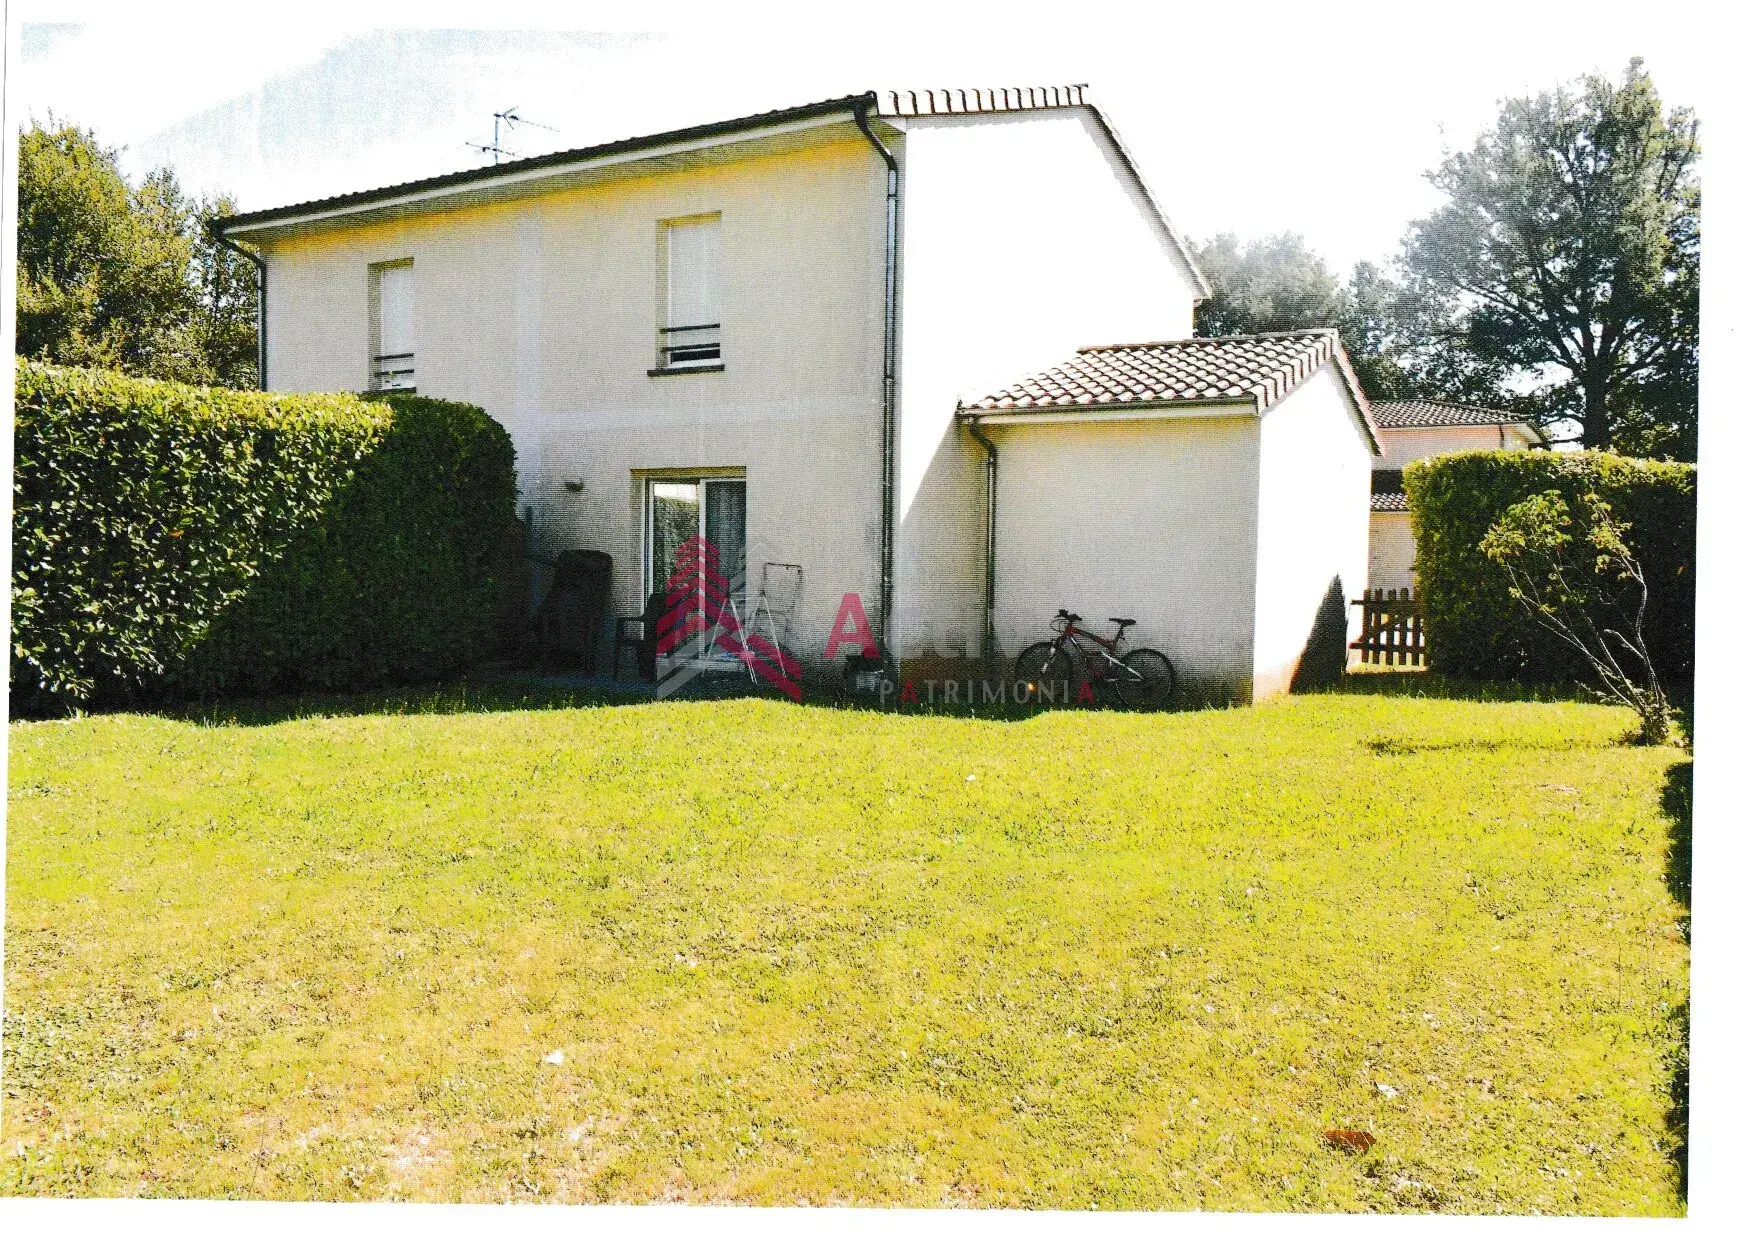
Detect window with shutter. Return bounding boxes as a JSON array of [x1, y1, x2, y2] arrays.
[[657, 216, 721, 370], [371, 261, 415, 390]]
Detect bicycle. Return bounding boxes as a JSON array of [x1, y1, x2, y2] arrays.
[[1014, 610, 1177, 709]]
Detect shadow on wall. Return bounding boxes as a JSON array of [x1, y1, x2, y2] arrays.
[[1290, 576, 1350, 693]]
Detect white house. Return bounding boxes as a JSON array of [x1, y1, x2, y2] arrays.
[[960, 330, 1378, 701], [215, 85, 1379, 704], [1366, 401, 1546, 593]]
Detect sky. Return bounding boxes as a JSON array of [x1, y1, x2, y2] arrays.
[[5, 0, 1727, 277]]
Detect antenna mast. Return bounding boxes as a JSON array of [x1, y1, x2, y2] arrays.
[[465, 105, 557, 165]]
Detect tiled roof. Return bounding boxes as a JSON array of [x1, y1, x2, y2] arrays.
[[218, 81, 1209, 300], [1372, 399, 1526, 429], [220, 93, 880, 233], [218, 85, 1185, 242], [1371, 491, 1409, 513], [879, 85, 1088, 116], [965, 328, 1374, 423]]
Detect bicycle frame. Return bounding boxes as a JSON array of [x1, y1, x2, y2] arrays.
[[1053, 618, 1133, 681], [1020, 610, 1173, 708]]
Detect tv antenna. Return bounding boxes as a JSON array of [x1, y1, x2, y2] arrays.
[[466, 105, 557, 165]]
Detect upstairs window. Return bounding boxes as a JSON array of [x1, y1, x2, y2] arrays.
[[370, 260, 415, 391], [657, 215, 721, 370]]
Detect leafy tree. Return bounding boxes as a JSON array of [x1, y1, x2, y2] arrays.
[[17, 120, 188, 375], [1334, 260, 1414, 402], [191, 194, 264, 389], [1342, 258, 1522, 410], [15, 118, 257, 387], [1193, 233, 1349, 337], [1193, 234, 1430, 404], [1401, 59, 1698, 456], [1481, 489, 1672, 743]]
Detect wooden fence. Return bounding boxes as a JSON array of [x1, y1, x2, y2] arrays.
[[1351, 589, 1425, 668]]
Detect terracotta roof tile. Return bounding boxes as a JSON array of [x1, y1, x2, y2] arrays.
[[878, 85, 1088, 116], [1372, 399, 1526, 429], [1370, 491, 1410, 513], [967, 329, 1371, 421]]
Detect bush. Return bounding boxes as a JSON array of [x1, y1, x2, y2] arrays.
[[1405, 450, 1695, 692], [11, 362, 516, 711]]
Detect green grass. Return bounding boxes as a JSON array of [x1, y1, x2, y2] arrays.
[[3, 689, 1689, 1211]]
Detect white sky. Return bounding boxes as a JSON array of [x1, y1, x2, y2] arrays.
[[4, 0, 1728, 276]]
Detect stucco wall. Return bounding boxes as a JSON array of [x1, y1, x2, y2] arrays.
[[1251, 366, 1375, 698], [1376, 423, 1532, 468], [890, 108, 1204, 661], [985, 412, 1261, 704], [259, 130, 888, 671], [1368, 511, 1417, 592]]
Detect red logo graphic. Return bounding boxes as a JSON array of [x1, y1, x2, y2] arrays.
[[824, 592, 878, 660], [656, 536, 801, 701]]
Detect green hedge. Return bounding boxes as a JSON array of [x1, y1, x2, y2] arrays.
[[11, 362, 517, 711], [1404, 450, 1695, 691]]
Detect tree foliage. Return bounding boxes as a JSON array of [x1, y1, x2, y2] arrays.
[[1193, 235, 1424, 404], [1481, 490, 1672, 743], [1400, 59, 1699, 457], [1193, 62, 1698, 460], [15, 119, 258, 388], [1193, 233, 1350, 337]]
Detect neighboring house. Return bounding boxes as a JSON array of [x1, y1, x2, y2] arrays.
[[1367, 400, 1547, 592], [216, 85, 1377, 703]]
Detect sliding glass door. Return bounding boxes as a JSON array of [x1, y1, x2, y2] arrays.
[[647, 476, 746, 660]]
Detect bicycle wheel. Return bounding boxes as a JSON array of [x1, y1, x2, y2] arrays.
[[1114, 648, 1176, 709], [1014, 641, 1075, 699]]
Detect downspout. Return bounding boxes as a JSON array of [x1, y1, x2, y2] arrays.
[[853, 101, 899, 653], [208, 222, 267, 391], [964, 411, 998, 665]]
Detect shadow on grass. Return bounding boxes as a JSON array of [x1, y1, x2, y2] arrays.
[[1323, 671, 1600, 704], [28, 664, 1659, 733], [1664, 760, 1693, 910], [158, 674, 718, 728], [47, 665, 1244, 730], [1661, 758, 1692, 1203], [1361, 734, 1608, 757]]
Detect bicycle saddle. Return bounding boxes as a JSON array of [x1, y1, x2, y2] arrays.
[[1109, 617, 1137, 628]]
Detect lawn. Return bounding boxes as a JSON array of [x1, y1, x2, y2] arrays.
[[2, 686, 1689, 1211]]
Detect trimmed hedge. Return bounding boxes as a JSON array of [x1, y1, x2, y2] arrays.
[[11, 362, 516, 711], [1404, 450, 1696, 691]]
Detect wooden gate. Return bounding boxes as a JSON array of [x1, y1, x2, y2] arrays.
[[1351, 589, 1425, 668]]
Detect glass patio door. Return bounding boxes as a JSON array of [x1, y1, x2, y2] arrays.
[[648, 477, 746, 660]]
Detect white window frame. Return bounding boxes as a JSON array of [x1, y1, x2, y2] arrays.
[[654, 214, 722, 372], [369, 259, 416, 391]]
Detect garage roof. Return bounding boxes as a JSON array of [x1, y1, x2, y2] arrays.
[[962, 329, 1379, 450]]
